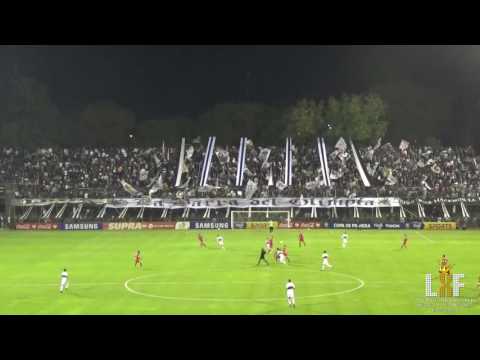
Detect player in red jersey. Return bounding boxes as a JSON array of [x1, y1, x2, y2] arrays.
[[266, 236, 273, 254], [198, 233, 207, 248], [299, 231, 306, 247], [134, 250, 143, 268]]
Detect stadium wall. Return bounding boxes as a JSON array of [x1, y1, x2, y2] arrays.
[[12, 220, 465, 230]]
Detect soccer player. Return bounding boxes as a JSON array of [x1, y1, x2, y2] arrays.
[[216, 234, 225, 249], [439, 254, 448, 269], [198, 233, 207, 248], [269, 220, 274, 233], [299, 231, 306, 247], [321, 250, 333, 271], [278, 248, 287, 264], [341, 232, 348, 248], [275, 247, 283, 263], [266, 236, 273, 254], [283, 244, 290, 263], [134, 250, 143, 268], [286, 279, 296, 308], [400, 234, 408, 249], [257, 247, 269, 266], [59, 268, 69, 294]]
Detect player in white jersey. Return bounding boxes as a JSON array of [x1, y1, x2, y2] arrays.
[[59, 268, 69, 293], [216, 234, 225, 249], [341, 232, 348, 248], [286, 279, 296, 308], [321, 250, 333, 271]]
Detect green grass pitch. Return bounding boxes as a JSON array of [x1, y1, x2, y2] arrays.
[[1, 229, 479, 315]]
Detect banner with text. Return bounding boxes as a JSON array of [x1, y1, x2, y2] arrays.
[[60, 223, 103, 231], [13, 197, 401, 209], [190, 220, 231, 230], [16, 223, 59, 230], [423, 222, 457, 230], [246, 221, 278, 230], [325, 222, 425, 230], [104, 222, 176, 231]]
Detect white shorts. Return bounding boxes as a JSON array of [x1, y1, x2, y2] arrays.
[[218, 240, 224, 246], [60, 278, 69, 290], [287, 290, 295, 298], [322, 259, 329, 265]]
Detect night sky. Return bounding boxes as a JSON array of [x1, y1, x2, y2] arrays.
[[2, 45, 480, 122]]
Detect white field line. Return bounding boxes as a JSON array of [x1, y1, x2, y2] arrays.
[[1, 280, 412, 287], [416, 231, 435, 243], [123, 272, 366, 302]]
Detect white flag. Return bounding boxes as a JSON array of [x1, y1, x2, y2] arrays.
[[185, 146, 194, 160], [258, 148, 271, 169], [335, 137, 348, 152], [215, 148, 230, 164], [148, 175, 163, 196], [120, 180, 140, 196], [153, 154, 161, 167], [139, 168, 149, 182], [399, 139, 410, 151], [276, 180, 287, 191], [245, 179, 258, 199], [268, 167, 274, 186]]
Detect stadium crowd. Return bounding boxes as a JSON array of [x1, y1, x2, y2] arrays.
[[0, 138, 480, 201]]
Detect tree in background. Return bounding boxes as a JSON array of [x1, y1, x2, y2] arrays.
[[326, 93, 388, 144], [284, 99, 324, 141]]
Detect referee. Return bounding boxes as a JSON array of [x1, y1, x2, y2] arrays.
[[257, 247, 269, 266], [269, 220, 274, 233]]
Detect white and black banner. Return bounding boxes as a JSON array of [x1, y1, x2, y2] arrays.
[[102, 197, 401, 209], [236, 137, 247, 186], [175, 137, 186, 187], [317, 137, 331, 187], [285, 137, 293, 186], [350, 140, 371, 187], [199, 136, 216, 186], [12, 197, 400, 209]]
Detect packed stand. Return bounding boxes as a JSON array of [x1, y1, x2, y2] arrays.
[[1, 138, 480, 200]]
